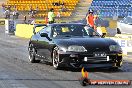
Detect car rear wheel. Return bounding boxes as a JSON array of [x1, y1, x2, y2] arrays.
[[28, 44, 40, 63], [52, 47, 60, 69]]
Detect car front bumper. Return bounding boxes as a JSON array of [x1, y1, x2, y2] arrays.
[[58, 51, 122, 68]]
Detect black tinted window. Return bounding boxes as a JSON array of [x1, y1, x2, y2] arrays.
[[39, 26, 51, 37], [52, 24, 99, 38]]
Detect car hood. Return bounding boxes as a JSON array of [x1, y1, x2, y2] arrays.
[[53, 37, 117, 52]]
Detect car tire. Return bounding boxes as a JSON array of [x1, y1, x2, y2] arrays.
[[28, 44, 40, 63], [52, 47, 60, 70], [117, 28, 121, 34]]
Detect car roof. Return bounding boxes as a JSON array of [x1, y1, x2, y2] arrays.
[[34, 23, 87, 28], [47, 23, 86, 26], [34, 24, 47, 28]]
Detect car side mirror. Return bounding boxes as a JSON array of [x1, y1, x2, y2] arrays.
[[40, 33, 52, 41], [40, 33, 48, 37]]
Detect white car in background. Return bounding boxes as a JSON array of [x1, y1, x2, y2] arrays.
[[117, 16, 132, 34]]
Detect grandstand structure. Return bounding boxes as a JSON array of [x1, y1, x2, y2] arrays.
[[5, 0, 79, 18], [3, 0, 131, 21], [89, 0, 132, 18]]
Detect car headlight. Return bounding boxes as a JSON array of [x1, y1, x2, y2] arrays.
[[109, 45, 122, 52], [68, 45, 87, 52]]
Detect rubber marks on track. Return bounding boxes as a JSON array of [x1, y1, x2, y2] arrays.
[[0, 73, 29, 88]]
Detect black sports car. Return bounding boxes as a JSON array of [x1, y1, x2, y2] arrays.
[[28, 23, 123, 69]]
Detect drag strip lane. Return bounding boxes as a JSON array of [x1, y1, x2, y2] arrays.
[[0, 39, 131, 88], [0, 26, 132, 88]]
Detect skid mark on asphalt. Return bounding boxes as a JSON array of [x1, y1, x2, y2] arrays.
[[0, 65, 29, 88], [0, 33, 29, 47], [0, 75, 29, 88], [0, 52, 70, 88]]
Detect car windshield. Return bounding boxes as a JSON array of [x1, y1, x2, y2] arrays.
[[52, 24, 100, 38]]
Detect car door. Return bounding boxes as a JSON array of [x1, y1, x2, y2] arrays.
[[36, 26, 53, 62], [31, 25, 47, 49]]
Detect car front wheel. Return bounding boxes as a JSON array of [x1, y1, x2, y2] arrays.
[[52, 47, 60, 69], [28, 44, 40, 63]]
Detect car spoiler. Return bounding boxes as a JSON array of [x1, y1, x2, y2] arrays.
[[33, 24, 47, 34], [34, 24, 47, 28]]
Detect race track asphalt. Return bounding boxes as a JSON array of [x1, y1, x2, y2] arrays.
[[0, 26, 132, 88]]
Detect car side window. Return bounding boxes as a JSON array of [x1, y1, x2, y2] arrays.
[[39, 26, 51, 37], [39, 27, 47, 34]]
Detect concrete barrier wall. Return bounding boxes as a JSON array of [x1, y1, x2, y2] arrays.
[[15, 24, 43, 38]]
